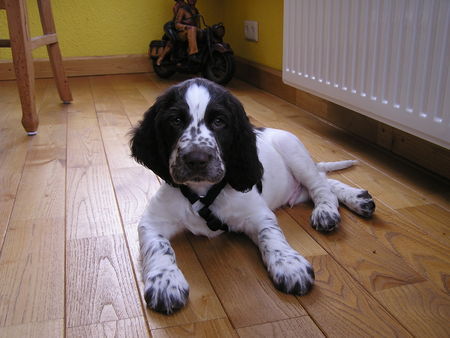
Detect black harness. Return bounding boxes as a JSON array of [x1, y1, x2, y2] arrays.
[[179, 179, 263, 233], [179, 180, 229, 232]]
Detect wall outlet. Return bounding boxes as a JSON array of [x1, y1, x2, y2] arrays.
[[244, 20, 258, 42]]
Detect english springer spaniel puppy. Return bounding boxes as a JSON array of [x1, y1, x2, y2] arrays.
[[130, 78, 375, 314]]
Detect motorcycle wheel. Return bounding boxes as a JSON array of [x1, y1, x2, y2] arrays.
[[152, 59, 176, 79], [203, 52, 235, 85]]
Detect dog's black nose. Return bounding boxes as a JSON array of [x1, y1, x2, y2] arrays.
[[183, 151, 211, 170]]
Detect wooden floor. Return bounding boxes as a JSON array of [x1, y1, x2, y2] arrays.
[[0, 73, 449, 337]]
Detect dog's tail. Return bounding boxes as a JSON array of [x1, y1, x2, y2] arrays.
[[316, 160, 358, 172]]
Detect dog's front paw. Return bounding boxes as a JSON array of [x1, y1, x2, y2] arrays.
[[268, 251, 315, 296], [144, 267, 189, 314], [311, 202, 340, 232]]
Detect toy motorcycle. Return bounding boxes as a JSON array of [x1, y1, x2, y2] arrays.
[[149, 16, 235, 85]]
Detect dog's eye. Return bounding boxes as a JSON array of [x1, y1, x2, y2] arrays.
[[169, 117, 183, 128], [212, 117, 226, 129]]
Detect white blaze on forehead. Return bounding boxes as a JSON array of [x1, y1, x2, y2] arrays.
[[185, 84, 210, 122]]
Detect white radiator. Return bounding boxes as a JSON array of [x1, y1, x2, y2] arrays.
[[283, 0, 450, 149]]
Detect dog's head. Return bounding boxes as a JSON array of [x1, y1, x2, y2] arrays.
[[130, 78, 263, 192]]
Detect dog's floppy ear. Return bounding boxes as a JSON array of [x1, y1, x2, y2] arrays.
[[225, 94, 263, 192], [130, 98, 174, 185]]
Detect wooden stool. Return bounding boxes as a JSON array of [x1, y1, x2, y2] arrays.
[[0, 0, 72, 135]]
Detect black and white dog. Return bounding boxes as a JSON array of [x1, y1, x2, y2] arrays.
[[130, 78, 375, 314]]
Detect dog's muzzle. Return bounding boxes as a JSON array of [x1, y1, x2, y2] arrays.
[[170, 146, 225, 184]]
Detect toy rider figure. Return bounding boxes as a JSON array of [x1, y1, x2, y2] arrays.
[[156, 0, 186, 66], [175, 0, 201, 63], [172, 0, 185, 16]]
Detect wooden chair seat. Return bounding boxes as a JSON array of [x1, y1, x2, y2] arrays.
[[0, 0, 72, 135]]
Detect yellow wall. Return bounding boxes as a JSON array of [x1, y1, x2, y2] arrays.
[[1, 0, 172, 59], [1, 0, 282, 70], [221, 0, 283, 70]]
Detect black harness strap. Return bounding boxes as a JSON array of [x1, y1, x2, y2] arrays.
[[179, 180, 229, 232]]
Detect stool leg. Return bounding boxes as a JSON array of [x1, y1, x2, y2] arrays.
[[5, 0, 38, 134], [38, 0, 72, 103]]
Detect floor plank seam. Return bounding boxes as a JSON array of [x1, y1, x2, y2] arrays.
[[65, 315, 146, 330], [0, 154, 26, 259], [148, 316, 230, 332], [234, 314, 312, 330], [63, 97, 69, 338]]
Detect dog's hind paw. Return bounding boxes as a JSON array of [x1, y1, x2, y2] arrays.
[[354, 190, 376, 218], [311, 203, 341, 232], [144, 266, 189, 314], [268, 251, 315, 296]]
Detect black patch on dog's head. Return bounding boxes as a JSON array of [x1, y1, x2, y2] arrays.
[[204, 86, 263, 192], [130, 84, 191, 185]]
